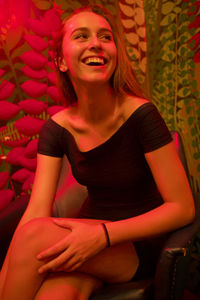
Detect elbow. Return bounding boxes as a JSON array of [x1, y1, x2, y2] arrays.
[[189, 204, 196, 223], [183, 202, 196, 226]]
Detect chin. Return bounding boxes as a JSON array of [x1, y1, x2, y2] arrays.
[[82, 73, 113, 84]]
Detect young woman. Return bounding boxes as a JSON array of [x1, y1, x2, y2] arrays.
[[0, 5, 195, 300]]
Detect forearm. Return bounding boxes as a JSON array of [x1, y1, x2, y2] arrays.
[[106, 202, 195, 246]]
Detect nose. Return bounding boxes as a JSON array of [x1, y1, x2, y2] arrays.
[[88, 35, 101, 50]]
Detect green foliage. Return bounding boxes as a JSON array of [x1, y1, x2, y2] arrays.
[[143, 0, 200, 194], [142, 0, 200, 257]]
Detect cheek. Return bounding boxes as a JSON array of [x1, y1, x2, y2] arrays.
[[63, 44, 82, 69]]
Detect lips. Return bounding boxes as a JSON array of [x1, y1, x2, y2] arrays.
[[82, 56, 106, 66]]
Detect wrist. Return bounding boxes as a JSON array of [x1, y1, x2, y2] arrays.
[[101, 223, 111, 247]]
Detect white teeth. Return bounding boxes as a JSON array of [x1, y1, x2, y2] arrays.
[[84, 57, 104, 65]]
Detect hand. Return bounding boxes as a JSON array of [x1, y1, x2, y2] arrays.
[[37, 219, 107, 274]]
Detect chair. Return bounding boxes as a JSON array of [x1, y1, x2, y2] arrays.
[[0, 131, 199, 300]]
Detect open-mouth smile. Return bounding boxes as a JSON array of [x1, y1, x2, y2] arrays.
[[82, 56, 107, 66]]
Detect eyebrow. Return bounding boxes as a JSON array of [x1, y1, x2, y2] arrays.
[[71, 27, 113, 36]]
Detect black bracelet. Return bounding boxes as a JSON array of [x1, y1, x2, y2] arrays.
[[101, 223, 111, 247]]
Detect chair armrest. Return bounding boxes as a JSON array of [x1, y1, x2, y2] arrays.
[[154, 192, 200, 300], [154, 245, 191, 300], [154, 232, 194, 300]]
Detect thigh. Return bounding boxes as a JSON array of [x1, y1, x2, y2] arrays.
[[34, 271, 102, 300], [17, 217, 139, 283]]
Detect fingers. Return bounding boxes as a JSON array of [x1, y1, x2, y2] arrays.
[[38, 250, 72, 274], [36, 220, 102, 275], [38, 249, 84, 274], [53, 218, 78, 229], [37, 238, 68, 260], [55, 257, 83, 273], [37, 219, 77, 259]]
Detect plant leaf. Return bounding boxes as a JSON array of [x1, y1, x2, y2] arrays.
[[33, 0, 52, 10], [126, 32, 139, 45], [5, 25, 24, 52], [119, 3, 134, 17], [178, 87, 191, 98], [0, 60, 8, 69], [162, 2, 175, 15], [11, 43, 31, 60]]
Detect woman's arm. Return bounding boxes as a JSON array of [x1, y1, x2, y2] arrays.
[[17, 153, 62, 228], [106, 141, 195, 245]]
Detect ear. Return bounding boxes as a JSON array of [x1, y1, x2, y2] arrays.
[[58, 58, 68, 72]]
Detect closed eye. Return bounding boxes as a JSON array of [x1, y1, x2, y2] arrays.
[[99, 34, 113, 41], [73, 33, 88, 40]]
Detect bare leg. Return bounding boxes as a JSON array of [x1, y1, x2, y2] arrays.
[[0, 217, 139, 300], [34, 272, 102, 300]]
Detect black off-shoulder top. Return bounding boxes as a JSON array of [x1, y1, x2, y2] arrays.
[[38, 102, 172, 221]]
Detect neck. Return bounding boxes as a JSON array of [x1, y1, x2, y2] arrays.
[[73, 82, 120, 124]]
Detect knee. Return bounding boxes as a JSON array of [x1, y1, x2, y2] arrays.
[[15, 217, 52, 244], [10, 217, 53, 262]]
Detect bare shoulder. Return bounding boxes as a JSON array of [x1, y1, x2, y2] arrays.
[[51, 105, 83, 135], [125, 95, 149, 108], [51, 107, 73, 128], [122, 95, 150, 118]]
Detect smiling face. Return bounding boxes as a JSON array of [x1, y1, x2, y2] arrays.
[[60, 11, 117, 88]]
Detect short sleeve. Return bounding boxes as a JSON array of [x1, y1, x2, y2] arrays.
[[139, 105, 173, 153], [37, 118, 64, 157]]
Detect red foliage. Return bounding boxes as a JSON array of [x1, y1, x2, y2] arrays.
[[21, 51, 48, 70], [0, 189, 14, 210], [6, 147, 26, 166], [24, 34, 48, 52], [21, 80, 47, 98], [15, 116, 45, 136], [0, 172, 9, 189], [24, 139, 38, 158], [0, 101, 20, 121], [22, 66, 47, 79], [18, 99, 47, 114], [194, 49, 200, 62], [11, 168, 34, 183], [0, 80, 15, 100]]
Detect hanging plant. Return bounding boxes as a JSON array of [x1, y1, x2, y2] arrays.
[[18, 99, 48, 115], [119, 0, 147, 85], [24, 139, 39, 158], [0, 101, 20, 121], [24, 34, 48, 52], [143, 0, 200, 193], [21, 80, 47, 98], [0, 172, 9, 189], [20, 51, 48, 69], [15, 116, 45, 136], [0, 81, 15, 100]]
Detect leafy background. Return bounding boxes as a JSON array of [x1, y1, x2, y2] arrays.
[[0, 0, 199, 252]]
